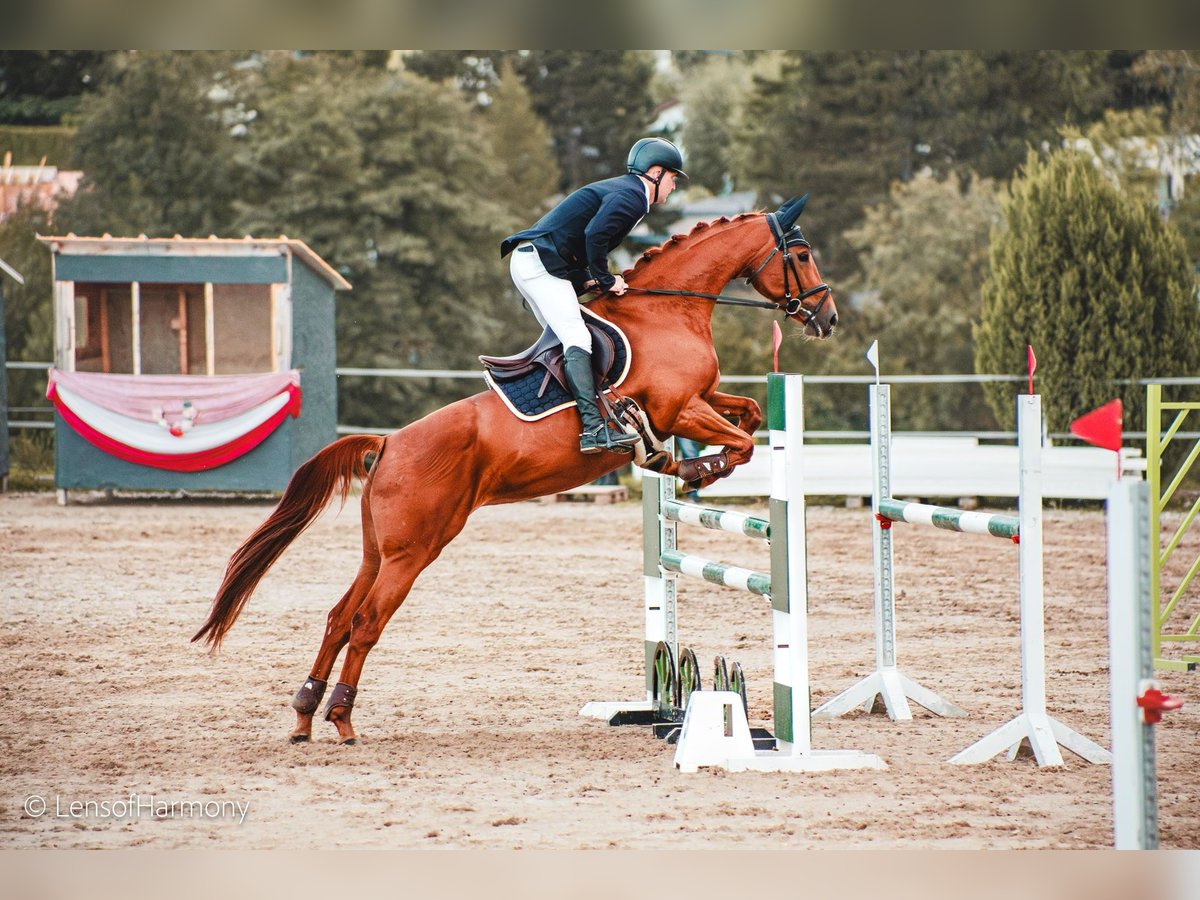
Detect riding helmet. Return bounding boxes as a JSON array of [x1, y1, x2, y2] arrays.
[[626, 137, 687, 178]]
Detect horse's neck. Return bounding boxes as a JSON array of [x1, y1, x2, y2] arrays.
[[630, 220, 763, 295], [590, 218, 767, 339]]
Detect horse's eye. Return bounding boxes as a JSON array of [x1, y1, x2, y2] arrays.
[[797, 252, 810, 263]]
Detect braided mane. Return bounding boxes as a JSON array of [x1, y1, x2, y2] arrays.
[[626, 212, 762, 278]]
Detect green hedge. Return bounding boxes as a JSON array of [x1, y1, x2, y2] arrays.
[[0, 125, 76, 166]]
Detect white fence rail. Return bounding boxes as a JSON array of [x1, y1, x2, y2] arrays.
[[690, 435, 1147, 502], [3, 362, 1193, 501]]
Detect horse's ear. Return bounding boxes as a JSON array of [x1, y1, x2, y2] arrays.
[[776, 194, 808, 231]]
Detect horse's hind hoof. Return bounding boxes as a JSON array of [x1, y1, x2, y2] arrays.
[[288, 733, 310, 744], [338, 737, 358, 746]]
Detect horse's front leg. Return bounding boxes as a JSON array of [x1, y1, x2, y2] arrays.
[[708, 391, 763, 440], [651, 395, 758, 490]]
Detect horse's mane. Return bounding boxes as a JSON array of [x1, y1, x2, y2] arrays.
[[625, 211, 762, 279]]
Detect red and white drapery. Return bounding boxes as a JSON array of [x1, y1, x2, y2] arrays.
[[47, 368, 302, 472]]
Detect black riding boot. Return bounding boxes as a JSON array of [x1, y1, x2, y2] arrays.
[[562, 347, 639, 455]]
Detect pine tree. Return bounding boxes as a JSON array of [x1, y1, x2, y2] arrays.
[[843, 172, 1005, 431], [975, 147, 1200, 433], [678, 53, 781, 194], [0, 204, 55, 445], [233, 59, 523, 428], [512, 51, 656, 192], [483, 59, 561, 222]]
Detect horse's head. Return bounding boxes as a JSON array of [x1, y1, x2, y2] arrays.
[[745, 195, 838, 338]]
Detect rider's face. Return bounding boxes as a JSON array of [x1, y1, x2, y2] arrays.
[[652, 168, 681, 204]]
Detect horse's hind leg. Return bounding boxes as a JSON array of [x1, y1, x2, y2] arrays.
[[288, 490, 382, 743], [287, 562, 377, 743], [320, 551, 437, 745]]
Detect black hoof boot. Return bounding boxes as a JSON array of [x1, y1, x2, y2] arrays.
[[322, 682, 358, 721], [291, 676, 328, 715]]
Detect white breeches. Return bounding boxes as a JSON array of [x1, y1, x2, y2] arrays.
[[508, 243, 592, 353]]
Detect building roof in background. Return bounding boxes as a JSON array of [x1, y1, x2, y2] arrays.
[[0, 163, 82, 223], [663, 190, 759, 235]]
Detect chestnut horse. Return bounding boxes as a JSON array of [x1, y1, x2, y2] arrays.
[[193, 196, 838, 744]]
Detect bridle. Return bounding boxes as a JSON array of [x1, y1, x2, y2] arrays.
[[622, 212, 833, 330], [746, 212, 833, 326]]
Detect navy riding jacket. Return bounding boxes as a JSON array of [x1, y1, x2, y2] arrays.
[[500, 174, 648, 294]]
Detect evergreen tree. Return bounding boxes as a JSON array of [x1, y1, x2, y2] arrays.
[[511, 51, 656, 192], [975, 147, 1200, 433], [935, 52, 1123, 181], [54, 51, 241, 237], [0, 51, 110, 124], [483, 58, 561, 222], [401, 51, 656, 193], [739, 52, 1129, 282], [843, 172, 1005, 431], [0, 204, 55, 444], [234, 58, 523, 428], [740, 52, 953, 277], [678, 53, 781, 194]]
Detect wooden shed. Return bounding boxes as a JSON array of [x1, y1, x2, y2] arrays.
[[39, 235, 350, 502]]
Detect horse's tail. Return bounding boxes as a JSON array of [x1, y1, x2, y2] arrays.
[[192, 434, 384, 651]]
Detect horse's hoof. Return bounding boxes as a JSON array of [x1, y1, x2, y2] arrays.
[[338, 736, 358, 746], [288, 733, 310, 744]]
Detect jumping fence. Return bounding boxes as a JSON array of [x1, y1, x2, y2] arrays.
[[7, 361, 1200, 675]]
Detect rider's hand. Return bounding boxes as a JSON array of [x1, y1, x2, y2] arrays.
[[609, 275, 628, 296]]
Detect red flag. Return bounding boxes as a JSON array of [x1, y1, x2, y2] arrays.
[[1027, 345, 1037, 395], [1070, 399, 1123, 452], [772, 321, 783, 373]]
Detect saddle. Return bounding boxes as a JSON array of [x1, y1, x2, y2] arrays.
[[479, 321, 619, 393], [478, 311, 729, 487], [479, 308, 630, 423]]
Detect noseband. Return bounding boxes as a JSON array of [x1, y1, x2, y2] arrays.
[[746, 212, 832, 326]]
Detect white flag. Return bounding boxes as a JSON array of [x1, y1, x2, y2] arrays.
[[865, 339, 879, 373]]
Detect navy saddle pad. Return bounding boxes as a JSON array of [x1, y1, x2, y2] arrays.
[[482, 315, 630, 421]]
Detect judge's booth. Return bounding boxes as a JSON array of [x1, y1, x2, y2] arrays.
[[39, 235, 350, 503]]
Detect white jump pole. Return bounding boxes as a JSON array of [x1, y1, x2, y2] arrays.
[[1108, 479, 1163, 849], [812, 381, 967, 722], [949, 393, 1110, 766]]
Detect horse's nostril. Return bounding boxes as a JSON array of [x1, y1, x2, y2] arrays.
[[829, 313, 838, 328]]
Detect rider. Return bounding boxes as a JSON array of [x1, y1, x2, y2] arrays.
[[501, 137, 686, 454]]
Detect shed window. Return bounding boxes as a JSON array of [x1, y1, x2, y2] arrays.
[[71, 281, 277, 375], [212, 283, 273, 374], [74, 284, 132, 374]]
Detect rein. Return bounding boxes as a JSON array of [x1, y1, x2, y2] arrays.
[[623, 286, 781, 311], [621, 212, 832, 325]]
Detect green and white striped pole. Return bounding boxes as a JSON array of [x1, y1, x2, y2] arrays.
[[766, 371, 809, 752]]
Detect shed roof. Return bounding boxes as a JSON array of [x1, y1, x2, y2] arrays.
[[36, 234, 351, 290]]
